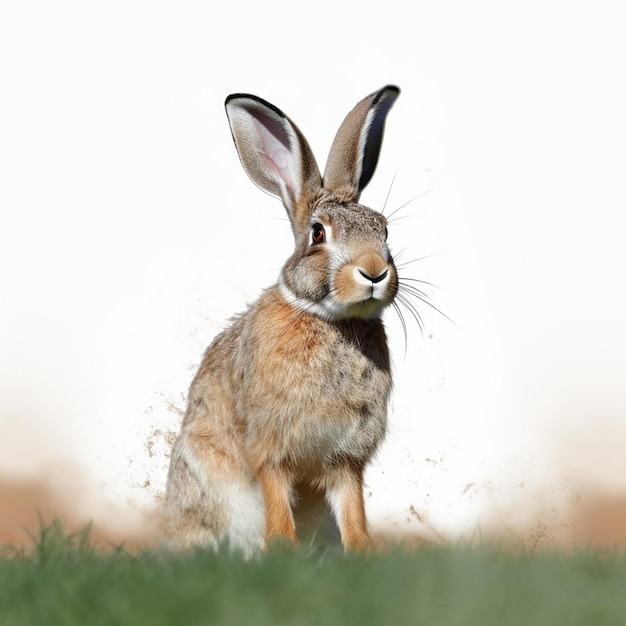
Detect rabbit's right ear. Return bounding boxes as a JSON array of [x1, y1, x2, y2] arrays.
[[225, 94, 322, 236]]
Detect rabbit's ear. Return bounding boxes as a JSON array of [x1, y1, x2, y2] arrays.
[[323, 86, 400, 201], [225, 94, 322, 231]]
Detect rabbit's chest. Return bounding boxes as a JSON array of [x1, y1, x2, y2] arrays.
[[244, 333, 391, 464]]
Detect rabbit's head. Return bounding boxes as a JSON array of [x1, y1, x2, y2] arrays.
[[225, 86, 400, 321]]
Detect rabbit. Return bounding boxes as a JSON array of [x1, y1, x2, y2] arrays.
[[164, 85, 401, 556]]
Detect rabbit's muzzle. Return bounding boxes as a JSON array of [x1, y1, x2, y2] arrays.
[[334, 250, 398, 312]]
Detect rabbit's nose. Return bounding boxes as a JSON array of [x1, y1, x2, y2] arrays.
[[355, 251, 390, 285], [358, 268, 389, 284]]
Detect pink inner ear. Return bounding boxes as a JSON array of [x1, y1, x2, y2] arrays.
[[254, 119, 300, 200]]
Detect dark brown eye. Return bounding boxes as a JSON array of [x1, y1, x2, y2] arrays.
[[311, 223, 326, 244], [384, 226, 389, 240]]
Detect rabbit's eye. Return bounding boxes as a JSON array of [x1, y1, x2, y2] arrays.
[[311, 223, 326, 244], [384, 226, 389, 240]]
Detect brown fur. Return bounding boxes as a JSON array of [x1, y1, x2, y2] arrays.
[[165, 86, 401, 555]]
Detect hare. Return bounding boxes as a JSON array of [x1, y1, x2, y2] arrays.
[[165, 85, 401, 555]]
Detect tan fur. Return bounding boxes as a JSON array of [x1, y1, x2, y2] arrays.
[[165, 86, 401, 555]]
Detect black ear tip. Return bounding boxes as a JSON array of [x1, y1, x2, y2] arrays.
[[376, 85, 401, 105], [225, 93, 253, 108], [224, 93, 288, 121]]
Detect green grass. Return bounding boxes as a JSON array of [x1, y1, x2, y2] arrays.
[[1, 522, 625, 626]]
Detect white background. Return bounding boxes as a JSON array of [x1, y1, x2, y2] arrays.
[[3, 0, 626, 543]]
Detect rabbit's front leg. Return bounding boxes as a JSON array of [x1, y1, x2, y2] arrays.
[[256, 464, 299, 549], [326, 464, 373, 552]]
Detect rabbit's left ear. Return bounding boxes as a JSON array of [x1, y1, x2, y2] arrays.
[[225, 94, 322, 233], [323, 86, 400, 201]]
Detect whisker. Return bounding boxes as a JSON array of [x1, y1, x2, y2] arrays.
[[391, 246, 410, 262], [385, 189, 433, 222], [381, 168, 400, 216], [399, 282, 430, 300], [391, 301, 409, 358], [401, 286, 456, 326], [396, 292, 425, 337], [273, 215, 291, 224], [395, 253, 438, 268], [386, 214, 415, 225], [399, 276, 439, 289]]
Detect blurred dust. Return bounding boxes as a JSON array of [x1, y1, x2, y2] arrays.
[[2, 474, 626, 555], [477, 488, 626, 553], [0, 476, 160, 554]]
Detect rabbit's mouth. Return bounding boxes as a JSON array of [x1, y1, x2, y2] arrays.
[[326, 280, 398, 321], [341, 298, 394, 320]]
